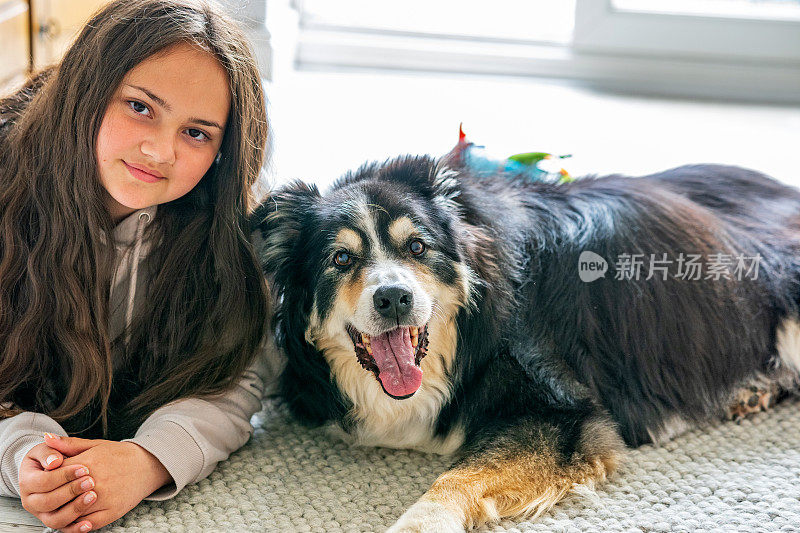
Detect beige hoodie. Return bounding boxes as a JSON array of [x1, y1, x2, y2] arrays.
[[0, 206, 283, 500]]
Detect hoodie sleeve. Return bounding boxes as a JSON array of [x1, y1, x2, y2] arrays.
[[125, 336, 284, 501], [0, 412, 68, 497]]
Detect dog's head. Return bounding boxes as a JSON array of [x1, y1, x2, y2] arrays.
[[257, 156, 485, 403]]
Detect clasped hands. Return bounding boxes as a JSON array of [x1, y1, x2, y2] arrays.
[[18, 434, 171, 532]]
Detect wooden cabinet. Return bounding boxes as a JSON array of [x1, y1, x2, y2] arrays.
[[31, 0, 110, 68], [1, 0, 110, 92], [0, 0, 30, 89]]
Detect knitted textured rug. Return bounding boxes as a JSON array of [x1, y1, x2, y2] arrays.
[[101, 397, 800, 533]]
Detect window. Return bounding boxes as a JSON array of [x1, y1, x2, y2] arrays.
[[293, 0, 800, 103]]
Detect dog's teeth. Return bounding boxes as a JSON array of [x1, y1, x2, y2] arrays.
[[366, 345, 373, 355], [361, 333, 371, 346], [410, 326, 419, 348]]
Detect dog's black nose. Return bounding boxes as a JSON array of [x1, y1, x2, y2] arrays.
[[373, 285, 413, 319]]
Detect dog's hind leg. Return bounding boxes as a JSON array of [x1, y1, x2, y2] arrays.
[[724, 316, 800, 422], [726, 377, 781, 422], [386, 412, 623, 533]]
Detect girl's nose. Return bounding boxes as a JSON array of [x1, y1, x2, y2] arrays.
[[139, 130, 176, 165]]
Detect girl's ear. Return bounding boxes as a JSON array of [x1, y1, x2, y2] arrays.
[[251, 180, 321, 274]]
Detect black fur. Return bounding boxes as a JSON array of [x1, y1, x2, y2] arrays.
[[253, 159, 800, 448]]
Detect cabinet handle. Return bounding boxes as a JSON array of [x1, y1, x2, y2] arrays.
[[38, 18, 61, 39]]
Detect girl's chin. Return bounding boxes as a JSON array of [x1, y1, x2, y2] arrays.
[[104, 191, 154, 222]]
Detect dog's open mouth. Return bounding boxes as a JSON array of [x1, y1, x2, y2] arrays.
[[347, 324, 430, 400]]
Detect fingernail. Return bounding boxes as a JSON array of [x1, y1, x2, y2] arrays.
[[81, 478, 94, 491], [43, 432, 60, 440], [84, 491, 96, 504], [75, 467, 89, 477], [79, 522, 92, 532], [44, 454, 59, 467]]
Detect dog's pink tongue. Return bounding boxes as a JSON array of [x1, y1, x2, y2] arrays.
[[370, 328, 422, 398]]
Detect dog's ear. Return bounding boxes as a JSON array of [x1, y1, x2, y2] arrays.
[[427, 158, 465, 211], [251, 180, 321, 274], [252, 182, 351, 425], [429, 158, 509, 301]]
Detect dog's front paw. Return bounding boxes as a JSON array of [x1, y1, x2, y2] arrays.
[[387, 500, 464, 533]]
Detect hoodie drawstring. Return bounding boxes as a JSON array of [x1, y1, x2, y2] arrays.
[[124, 211, 151, 348]]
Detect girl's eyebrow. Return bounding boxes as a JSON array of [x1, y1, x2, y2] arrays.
[[190, 117, 224, 130], [126, 84, 224, 130], [128, 84, 171, 111]]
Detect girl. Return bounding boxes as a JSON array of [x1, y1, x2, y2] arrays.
[[0, 1, 275, 531]]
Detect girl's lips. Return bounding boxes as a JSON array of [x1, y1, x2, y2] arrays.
[[124, 161, 165, 183]]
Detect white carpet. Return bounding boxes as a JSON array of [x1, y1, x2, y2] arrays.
[[99, 396, 800, 532]]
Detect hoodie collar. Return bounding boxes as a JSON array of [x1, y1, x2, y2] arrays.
[[113, 205, 157, 246]]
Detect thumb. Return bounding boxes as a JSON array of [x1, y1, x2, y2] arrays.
[[43, 433, 99, 456], [25, 442, 64, 470]]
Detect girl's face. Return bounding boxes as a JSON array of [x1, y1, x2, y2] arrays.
[[96, 43, 231, 222]]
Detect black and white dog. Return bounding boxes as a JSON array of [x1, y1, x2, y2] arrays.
[[253, 158, 800, 532]]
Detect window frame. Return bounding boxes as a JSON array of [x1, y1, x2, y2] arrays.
[[290, 0, 800, 104]]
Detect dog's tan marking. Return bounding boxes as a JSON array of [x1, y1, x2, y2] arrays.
[[426, 457, 573, 527], [390, 417, 622, 531], [341, 268, 366, 312], [410, 261, 472, 312], [334, 228, 363, 256], [389, 216, 417, 248]]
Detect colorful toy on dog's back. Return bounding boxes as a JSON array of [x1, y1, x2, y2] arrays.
[[447, 124, 573, 184]]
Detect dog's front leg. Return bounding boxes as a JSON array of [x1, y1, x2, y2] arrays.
[[387, 412, 623, 533]]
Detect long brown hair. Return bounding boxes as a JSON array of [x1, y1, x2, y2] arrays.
[[0, 0, 269, 439]]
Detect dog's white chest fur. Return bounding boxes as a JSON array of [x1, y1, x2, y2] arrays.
[[329, 412, 464, 455], [330, 374, 465, 454], [333, 356, 464, 453]]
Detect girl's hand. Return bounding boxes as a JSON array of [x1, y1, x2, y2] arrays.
[[45, 434, 171, 532], [18, 441, 97, 532]]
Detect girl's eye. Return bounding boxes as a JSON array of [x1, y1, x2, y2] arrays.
[[334, 251, 352, 267], [186, 128, 209, 142], [127, 100, 151, 116], [409, 239, 425, 256]]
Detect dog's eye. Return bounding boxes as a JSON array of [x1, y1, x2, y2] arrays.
[[409, 239, 426, 256], [334, 251, 353, 267]]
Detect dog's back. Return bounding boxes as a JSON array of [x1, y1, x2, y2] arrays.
[[480, 164, 800, 444]]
